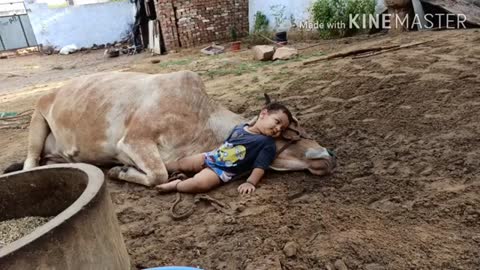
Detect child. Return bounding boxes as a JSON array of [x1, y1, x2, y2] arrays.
[[156, 102, 294, 195]]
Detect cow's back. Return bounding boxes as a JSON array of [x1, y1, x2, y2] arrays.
[[38, 71, 213, 164]]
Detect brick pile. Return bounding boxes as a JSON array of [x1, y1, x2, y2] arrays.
[[155, 0, 248, 51]]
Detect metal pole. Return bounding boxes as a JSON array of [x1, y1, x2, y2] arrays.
[[0, 34, 5, 51], [17, 14, 30, 47]]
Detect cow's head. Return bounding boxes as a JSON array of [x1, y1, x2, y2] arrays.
[[256, 94, 336, 175], [271, 118, 336, 175]]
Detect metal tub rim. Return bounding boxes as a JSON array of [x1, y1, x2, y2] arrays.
[[0, 163, 104, 257]]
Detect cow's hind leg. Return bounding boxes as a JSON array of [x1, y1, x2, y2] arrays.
[[24, 110, 50, 170], [107, 139, 168, 187]]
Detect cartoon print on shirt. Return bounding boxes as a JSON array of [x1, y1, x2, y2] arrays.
[[214, 143, 246, 167]]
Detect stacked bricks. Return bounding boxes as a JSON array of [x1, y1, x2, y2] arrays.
[[155, 0, 248, 51]]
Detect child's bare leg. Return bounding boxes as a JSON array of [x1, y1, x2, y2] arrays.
[[165, 153, 205, 173], [156, 168, 221, 193]]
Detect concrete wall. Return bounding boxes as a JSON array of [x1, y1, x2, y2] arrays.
[[249, 0, 313, 31], [25, 0, 135, 48]]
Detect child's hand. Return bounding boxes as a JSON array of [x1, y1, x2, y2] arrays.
[[238, 182, 256, 195]]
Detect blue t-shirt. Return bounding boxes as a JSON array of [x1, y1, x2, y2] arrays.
[[205, 124, 277, 175]]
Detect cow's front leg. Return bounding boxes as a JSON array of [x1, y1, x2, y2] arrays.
[[108, 139, 168, 186]]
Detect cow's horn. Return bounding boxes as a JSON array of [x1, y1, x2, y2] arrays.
[[264, 93, 271, 105]]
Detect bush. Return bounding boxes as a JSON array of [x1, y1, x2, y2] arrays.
[[248, 11, 272, 46], [311, 0, 375, 38], [230, 26, 238, 41], [253, 11, 269, 33]]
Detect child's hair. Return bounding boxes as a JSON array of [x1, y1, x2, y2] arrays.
[[263, 102, 294, 125]]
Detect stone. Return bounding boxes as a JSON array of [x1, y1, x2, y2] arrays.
[[278, 225, 289, 234], [200, 44, 225, 55], [334, 259, 348, 270], [272, 47, 298, 60], [41, 45, 55, 55], [283, 241, 298, 257], [420, 166, 433, 176], [252, 45, 275, 61], [364, 263, 386, 270], [263, 238, 278, 251], [244, 255, 282, 270]]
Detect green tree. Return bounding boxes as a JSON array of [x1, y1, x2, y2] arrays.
[[312, 0, 375, 38]]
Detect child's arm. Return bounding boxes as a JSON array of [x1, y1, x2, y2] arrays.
[[238, 168, 265, 194]]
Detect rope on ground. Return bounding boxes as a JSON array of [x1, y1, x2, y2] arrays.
[[170, 193, 231, 220], [0, 109, 34, 130]]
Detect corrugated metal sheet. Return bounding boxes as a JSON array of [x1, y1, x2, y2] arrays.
[[0, 16, 28, 49], [0, 14, 37, 50], [0, 36, 5, 50]]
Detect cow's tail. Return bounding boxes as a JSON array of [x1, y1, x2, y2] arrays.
[[3, 162, 24, 174], [23, 109, 50, 170]]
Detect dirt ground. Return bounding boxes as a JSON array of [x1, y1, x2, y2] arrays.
[[1, 29, 480, 270]]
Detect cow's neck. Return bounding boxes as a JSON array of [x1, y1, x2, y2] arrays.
[[206, 106, 246, 143], [170, 105, 247, 160]]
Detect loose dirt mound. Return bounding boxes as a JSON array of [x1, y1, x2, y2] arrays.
[[112, 30, 480, 269], [1, 29, 479, 269]]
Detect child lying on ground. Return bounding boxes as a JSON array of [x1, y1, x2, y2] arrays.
[[155, 102, 294, 195]]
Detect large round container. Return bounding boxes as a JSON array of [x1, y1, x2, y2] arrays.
[[0, 163, 130, 270]]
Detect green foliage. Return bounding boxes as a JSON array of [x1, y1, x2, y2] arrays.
[[289, 14, 296, 27], [230, 26, 238, 41], [311, 0, 375, 38], [248, 11, 272, 46], [253, 11, 269, 33]]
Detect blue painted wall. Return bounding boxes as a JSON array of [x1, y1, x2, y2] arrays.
[[25, 1, 135, 48], [249, 0, 313, 31]]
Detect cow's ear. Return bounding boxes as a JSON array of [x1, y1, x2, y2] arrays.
[[293, 116, 299, 125], [289, 116, 299, 128], [264, 93, 271, 105]]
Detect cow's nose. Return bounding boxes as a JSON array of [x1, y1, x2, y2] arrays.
[[305, 148, 330, 159]]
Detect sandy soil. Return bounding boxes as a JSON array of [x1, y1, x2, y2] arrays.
[[1, 29, 479, 270]]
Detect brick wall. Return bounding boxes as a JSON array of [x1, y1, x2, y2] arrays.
[[155, 0, 248, 51]]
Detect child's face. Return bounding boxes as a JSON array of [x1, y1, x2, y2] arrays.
[[256, 109, 290, 137]]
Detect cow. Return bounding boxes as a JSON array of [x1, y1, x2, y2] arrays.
[[5, 71, 336, 186]]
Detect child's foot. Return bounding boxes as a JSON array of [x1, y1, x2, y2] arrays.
[[155, 179, 182, 193]]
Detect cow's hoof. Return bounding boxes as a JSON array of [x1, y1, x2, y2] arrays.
[[107, 166, 128, 179], [168, 171, 188, 181]]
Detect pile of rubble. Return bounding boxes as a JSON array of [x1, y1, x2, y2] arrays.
[[40, 42, 141, 57]]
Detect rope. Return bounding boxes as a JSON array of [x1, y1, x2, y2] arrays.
[[169, 193, 231, 220]]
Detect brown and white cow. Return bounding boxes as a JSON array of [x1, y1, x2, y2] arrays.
[[12, 71, 335, 186]]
